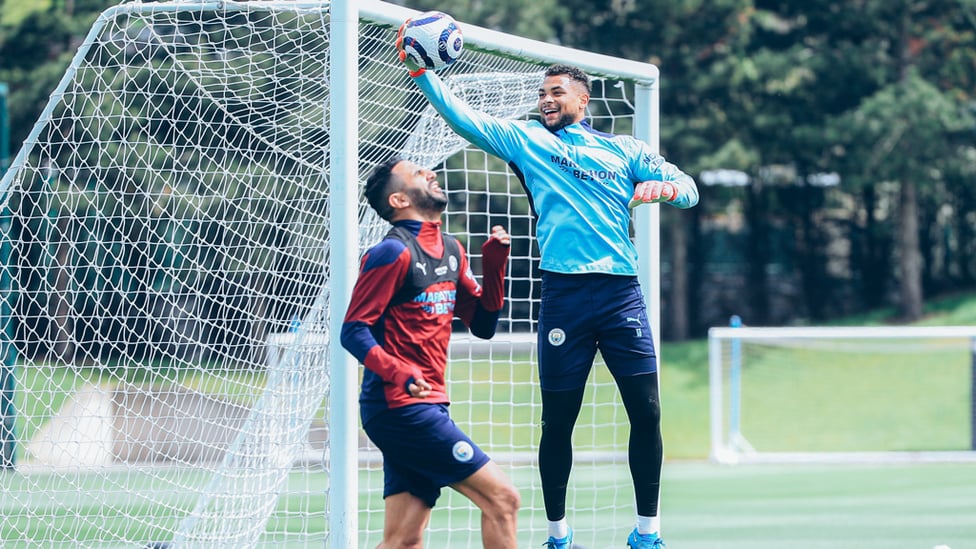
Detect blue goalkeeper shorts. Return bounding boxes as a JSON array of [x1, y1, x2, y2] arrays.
[[537, 271, 658, 391], [363, 403, 490, 508]]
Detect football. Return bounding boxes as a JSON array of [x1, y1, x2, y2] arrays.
[[400, 11, 463, 72]]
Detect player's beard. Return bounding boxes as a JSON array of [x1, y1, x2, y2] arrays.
[[404, 186, 448, 215], [542, 110, 576, 132]]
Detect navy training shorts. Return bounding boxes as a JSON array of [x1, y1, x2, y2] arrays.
[[363, 402, 490, 508], [537, 271, 658, 391]]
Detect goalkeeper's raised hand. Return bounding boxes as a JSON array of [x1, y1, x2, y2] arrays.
[[395, 20, 426, 77], [629, 180, 676, 208]]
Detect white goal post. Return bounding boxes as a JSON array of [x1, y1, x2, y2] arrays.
[[0, 1, 663, 547], [708, 324, 976, 464]]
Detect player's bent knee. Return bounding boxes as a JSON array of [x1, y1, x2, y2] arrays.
[[501, 483, 521, 514], [381, 533, 424, 549], [633, 399, 661, 427], [479, 482, 520, 520], [382, 522, 426, 549], [493, 484, 521, 521]]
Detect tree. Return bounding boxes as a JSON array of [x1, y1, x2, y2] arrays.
[[824, 0, 976, 321], [832, 71, 973, 318], [699, 0, 975, 323]]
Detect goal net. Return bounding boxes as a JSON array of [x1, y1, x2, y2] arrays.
[[0, 1, 661, 547], [708, 325, 976, 464]]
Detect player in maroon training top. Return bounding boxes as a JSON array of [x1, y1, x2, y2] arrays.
[[340, 157, 520, 548]]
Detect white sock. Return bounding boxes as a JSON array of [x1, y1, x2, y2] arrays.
[[548, 518, 569, 539], [637, 515, 660, 536]]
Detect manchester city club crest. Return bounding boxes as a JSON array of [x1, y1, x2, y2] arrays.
[[452, 440, 474, 462], [547, 328, 566, 347]]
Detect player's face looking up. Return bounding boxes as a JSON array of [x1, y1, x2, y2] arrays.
[[538, 74, 590, 132], [390, 160, 448, 218]]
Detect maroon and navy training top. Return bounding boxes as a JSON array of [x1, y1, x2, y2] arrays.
[[340, 219, 508, 424]]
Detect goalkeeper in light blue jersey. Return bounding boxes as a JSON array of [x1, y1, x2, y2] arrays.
[[397, 22, 698, 549]]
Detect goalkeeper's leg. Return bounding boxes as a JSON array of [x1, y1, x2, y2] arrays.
[[616, 372, 663, 525], [536, 271, 600, 542], [538, 385, 586, 521], [592, 275, 663, 529]]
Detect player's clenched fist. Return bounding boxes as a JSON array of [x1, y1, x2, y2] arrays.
[[629, 180, 676, 208], [407, 376, 432, 398], [487, 225, 511, 247]]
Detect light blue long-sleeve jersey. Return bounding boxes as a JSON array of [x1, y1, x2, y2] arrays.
[[414, 71, 699, 276]]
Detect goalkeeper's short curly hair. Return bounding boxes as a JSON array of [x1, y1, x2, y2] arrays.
[[545, 64, 591, 95], [364, 156, 402, 222]]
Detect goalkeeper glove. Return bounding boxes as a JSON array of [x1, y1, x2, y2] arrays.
[[395, 20, 426, 77], [629, 180, 676, 208]]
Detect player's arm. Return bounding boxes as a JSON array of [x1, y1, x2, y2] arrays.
[[455, 226, 511, 339], [339, 243, 427, 396], [627, 143, 700, 209], [395, 24, 525, 161], [416, 71, 528, 162]]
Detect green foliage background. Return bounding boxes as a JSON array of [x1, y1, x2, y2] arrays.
[[1, 0, 975, 334]]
